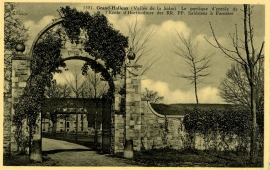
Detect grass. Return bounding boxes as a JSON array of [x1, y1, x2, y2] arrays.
[[3, 153, 59, 166], [130, 148, 263, 167]]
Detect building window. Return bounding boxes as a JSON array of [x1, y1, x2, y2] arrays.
[[67, 122, 70, 128], [60, 122, 63, 124]]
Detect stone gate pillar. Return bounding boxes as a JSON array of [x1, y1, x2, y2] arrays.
[[124, 63, 142, 157], [111, 74, 125, 153], [4, 53, 13, 154], [11, 46, 31, 152]]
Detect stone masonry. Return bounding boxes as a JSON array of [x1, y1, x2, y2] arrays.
[[141, 101, 186, 150], [125, 65, 141, 151], [10, 55, 31, 152]]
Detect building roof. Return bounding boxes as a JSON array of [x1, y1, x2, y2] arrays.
[[42, 98, 111, 113], [150, 103, 234, 116]]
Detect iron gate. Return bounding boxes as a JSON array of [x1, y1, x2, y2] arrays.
[[101, 97, 112, 153]]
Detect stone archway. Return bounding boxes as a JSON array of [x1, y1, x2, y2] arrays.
[[6, 7, 143, 162]]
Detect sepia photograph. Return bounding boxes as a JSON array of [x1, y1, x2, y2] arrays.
[[2, 1, 267, 168]]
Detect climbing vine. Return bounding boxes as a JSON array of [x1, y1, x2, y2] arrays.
[[59, 6, 129, 75], [13, 29, 65, 152]]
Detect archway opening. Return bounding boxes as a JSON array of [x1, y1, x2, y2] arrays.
[[41, 58, 114, 153]]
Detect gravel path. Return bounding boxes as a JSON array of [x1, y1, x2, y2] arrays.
[[42, 138, 137, 166]]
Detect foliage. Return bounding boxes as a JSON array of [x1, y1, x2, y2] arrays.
[[13, 5, 128, 155], [183, 107, 263, 151], [13, 30, 65, 128], [141, 88, 164, 103], [45, 79, 72, 99], [59, 6, 129, 75]]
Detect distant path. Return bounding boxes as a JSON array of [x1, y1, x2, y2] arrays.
[[42, 138, 137, 166]]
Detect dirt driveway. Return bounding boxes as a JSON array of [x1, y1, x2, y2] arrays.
[[42, 138, 138, 166]]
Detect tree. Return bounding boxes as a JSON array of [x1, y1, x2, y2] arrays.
[[4, 2, 29, 94], [127, 17, 161, 76], [63, 64, 85, 98], [141, 88, 164, 104], [63, 65, 108, 141], [173, 33, 213, 105], [63, 64, 85, 140], [82, 69, 108, 143], [207, 4, 264, 162], [81, 71, 108, 98], [219, 59, 264, 111], [45, 79, 72, 98]]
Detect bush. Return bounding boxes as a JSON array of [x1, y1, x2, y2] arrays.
[[183, 107, 263, 152]]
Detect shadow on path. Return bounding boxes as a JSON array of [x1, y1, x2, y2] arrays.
[[43, 148, 94, 155]]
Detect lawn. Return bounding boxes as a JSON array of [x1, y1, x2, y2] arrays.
[[130, 148, 263, 167]]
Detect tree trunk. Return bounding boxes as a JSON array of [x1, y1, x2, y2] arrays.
[[194, 68, 199, 106], [52, 121, 57, 137], [30, 138, 42, 162], [75, 112, 78, 141], [94, 112, 98, 143], [81, 114, 84, 133], [194, 80, 199, 106], [250, 83, 257, 163], [64, 116, 66, 138]]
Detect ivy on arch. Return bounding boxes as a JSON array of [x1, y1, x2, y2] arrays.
[[13, 6, 128, 152], [59, 6, 129, 75]]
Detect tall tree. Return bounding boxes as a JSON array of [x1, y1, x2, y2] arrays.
[[207, 5, 264, 162], [127, 18, 161, 76], [82, 70, 108, 143], [63, 65, 108, 141], [63, 65, 85, 98], [63, 64, 85, 140], [173, 33, 213, 105], [81, 71, 108, 98], [4, 2, 29, 94]]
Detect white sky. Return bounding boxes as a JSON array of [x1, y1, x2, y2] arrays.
[[17, 3, 265, 104]]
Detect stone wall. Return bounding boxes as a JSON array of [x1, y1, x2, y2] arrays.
[[141, 102, 245, 151], [141, 101, 186, 150]]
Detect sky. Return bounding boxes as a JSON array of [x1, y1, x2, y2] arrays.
[[16, 2, 265, 104]]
